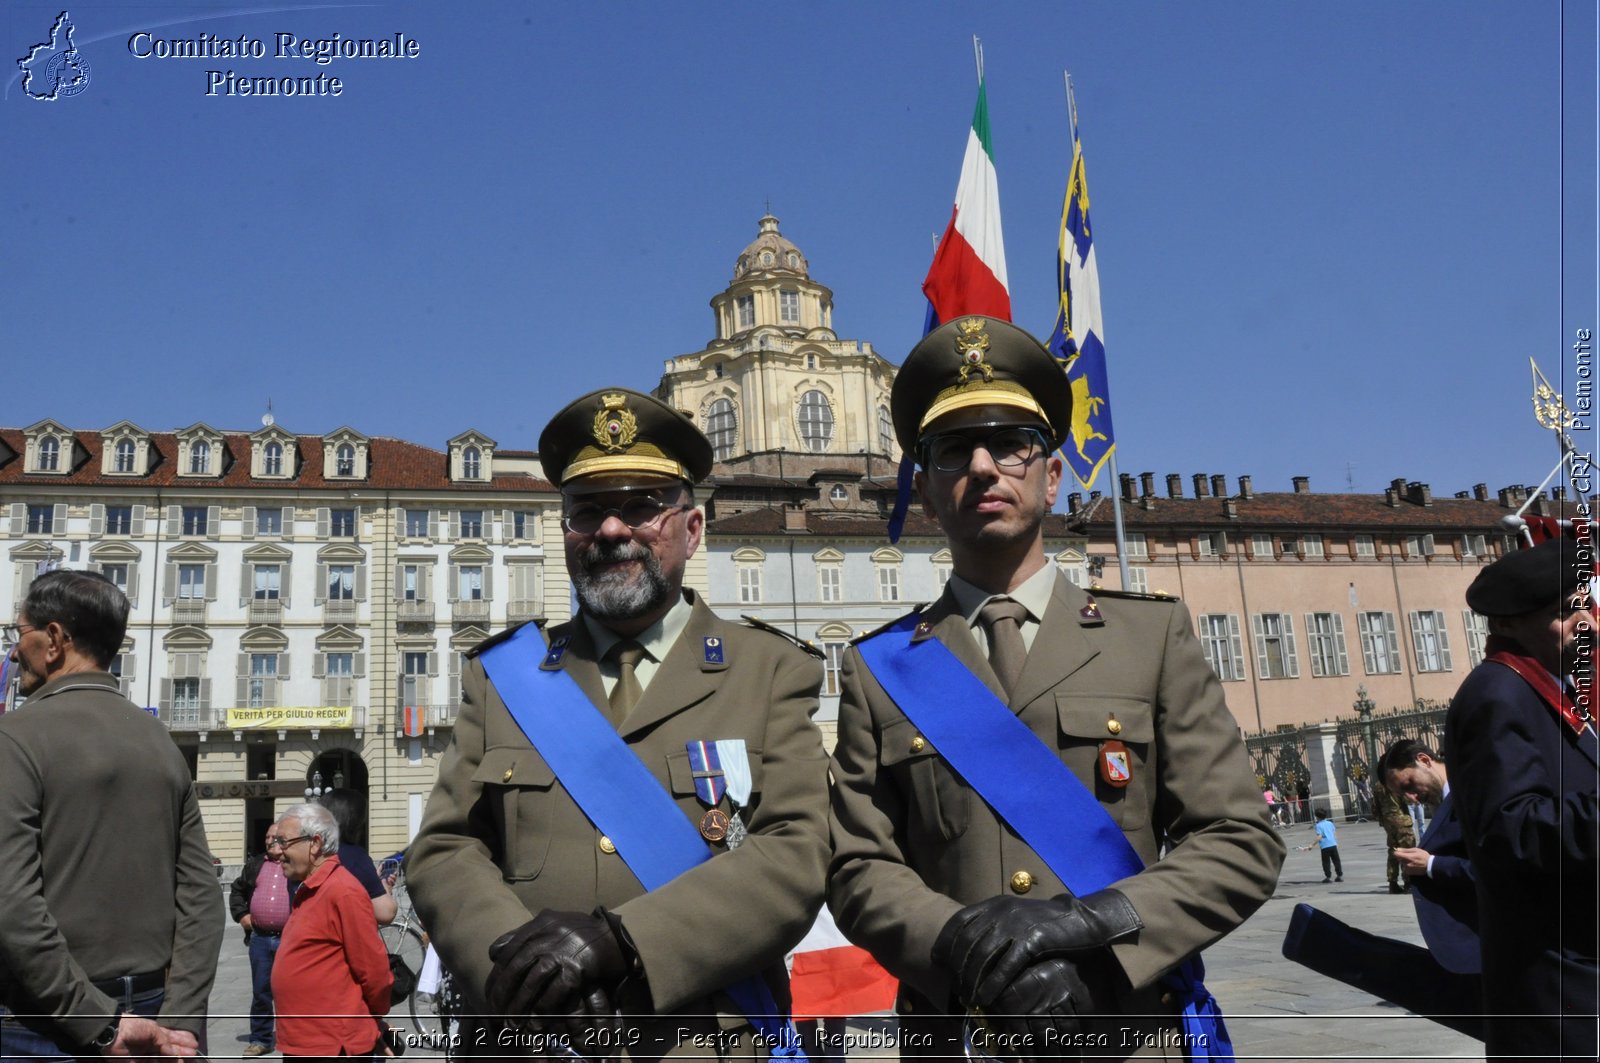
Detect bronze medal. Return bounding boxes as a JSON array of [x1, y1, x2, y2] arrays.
[[1099, 739, 1132, 789], [698, 808, 730, 842]]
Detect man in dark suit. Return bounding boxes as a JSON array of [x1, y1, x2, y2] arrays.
[[1379, 739, 1479, 976], [1446, 537, 1599, 1060], [829, 317, 1284, 1059]]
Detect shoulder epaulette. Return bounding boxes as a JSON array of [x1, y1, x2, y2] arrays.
[[464, 619, 545, 659], [1086, 586, 1180, 603], [739, 615, 825, 658], [849, 604, 930, 645]]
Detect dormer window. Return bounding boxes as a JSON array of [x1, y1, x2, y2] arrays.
[[38, 437, 60, 471], [463, 446, 481, 480], [189, 440, 210, 475], [114, 439, 136, 473], [264, 442, 284, 476], [336, 444, 355, 477]]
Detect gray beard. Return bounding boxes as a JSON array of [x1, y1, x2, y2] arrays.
[[572, 541, 673, 622]]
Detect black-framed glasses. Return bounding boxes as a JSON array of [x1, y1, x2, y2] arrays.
[[922, 426, 1048, 473], [2, 623, 37, 644], [267, 834, 315, 852], [561, 497, 690, 535]]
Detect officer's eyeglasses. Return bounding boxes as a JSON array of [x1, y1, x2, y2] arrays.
[[2, 623, 37, 644], [561, 497, 690, 535], [922, 427, 1047, 473]]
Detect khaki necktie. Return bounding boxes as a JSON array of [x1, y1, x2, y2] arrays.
[[607, 641, 645, 720], [978, 598, 1029, 698]]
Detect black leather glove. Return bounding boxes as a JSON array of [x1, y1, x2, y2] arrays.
[[972, 958, 1094, 1062], [484, 909, 631, 1024], [933, 889, 1141, 1008]]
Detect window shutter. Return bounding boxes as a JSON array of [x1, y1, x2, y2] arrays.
[[204, 563, 217, 601], [447, 564, 460, 602], [166, 505, 181, 536], [1384, 613, 1401, 669], [429, 511, 440, 539], [1408, 611, 1425, 668], [1357, 613, 1375, 673], [160, 678, 172, 713], [1282, 614, 1300, 678], [316, 508, 330, 537], [236, 654, 250, 706], [1251, 615, 1269, 678], [313, 653, 327, 678], [241, 506, 256, 539], [1226, 615, 1245, 679], [420, 567, 433, 602], [90, 504, 105, 535], [123, 653, 137, 680], [163, 562, 177, 605], [282, 506, 295, 535], [354, 652, 367, 677], [206, 506, 220, 540], [502, 509, 514, 541], [355, 564, 367, 601], [1332, 613, 1349, 675], [392, 564, 404, 601], [240, 562, 252, 607], [200, 679, 212, 711], [427, 651, 439, 676], [280, 561, 292, 607], [482, 569, 493, 601], [54, 503, 68, 529], [132, 504, 146, 531], [1436, 613, 1453, 671], [315, 563, 328, 605], [1304, 614, 1323, 677], [8, 503, 24, 535], [278, 653, 291, 679], [125, 563, 139, 608], [447, 513, 460, 540]]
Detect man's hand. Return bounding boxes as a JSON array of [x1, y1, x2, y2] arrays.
[[933, 889, 1141, 1008], [970, 958, 1093, 1063], [1391, 847, 1431, 877], [240, 914, 254, 932], [484, 910, 630, 1024], [101, 1016, 200, 1057]]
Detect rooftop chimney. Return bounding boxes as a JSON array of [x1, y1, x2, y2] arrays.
[[1211, 474, 1228, 498], [1384, 487, 1399, 507], [1454, 491, 1469, 500], [1140, 472, 1156, 498], [1554, 486, 1568, 501], [1222, 497, 1239, 520], [1473, 483, 1490, 502], [1166, 474, 1184, 499], [1089, 490, 1103, 503], [1293, 476, 1310, 494], [1406, 481, 1433, 507], [1239, 475, 1253, 500], [1120, 473, 1137, 501], [1391, 477, 1408, 496], [1192, 474, 1210, 498], [1067, 492, 1082, 513], [783, 505, 808, 532]]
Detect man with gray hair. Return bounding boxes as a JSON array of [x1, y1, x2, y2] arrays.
[[0, 569, 222, 1057], [268, 802, 394, 1059]]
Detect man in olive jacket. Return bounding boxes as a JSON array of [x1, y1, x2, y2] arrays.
[[409, 388, 829, 1059], [828, 318, 1284, 1059], [0, 569, 222, 1057]]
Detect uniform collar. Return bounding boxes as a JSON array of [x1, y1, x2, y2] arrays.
[[583, 589, 694, 666], [947, 562, 1056, 628]]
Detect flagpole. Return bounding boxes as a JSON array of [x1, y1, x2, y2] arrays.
[[972, 36, 983, 84]]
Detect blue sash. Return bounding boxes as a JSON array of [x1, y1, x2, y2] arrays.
[[857, 614, 1233, 1063], [480, 623, 805, 1059]]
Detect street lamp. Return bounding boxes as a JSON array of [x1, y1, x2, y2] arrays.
[[305, 770, 325, 800]]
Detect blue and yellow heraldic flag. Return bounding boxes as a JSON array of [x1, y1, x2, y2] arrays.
[[1047, 101, 1117, 490]]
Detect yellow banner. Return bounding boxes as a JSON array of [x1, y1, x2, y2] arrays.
[[225, 706, 354, 729]]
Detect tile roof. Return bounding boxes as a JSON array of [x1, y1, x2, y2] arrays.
[[0, 427, 555, 493], [705, 507, 1081, 540], [1069, 490, 1579, 532]]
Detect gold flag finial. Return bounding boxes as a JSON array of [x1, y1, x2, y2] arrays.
[[1531, 358, 1576, 432]]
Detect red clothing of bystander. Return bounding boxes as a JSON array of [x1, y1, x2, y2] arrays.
[[270, 855, 392, 1057]]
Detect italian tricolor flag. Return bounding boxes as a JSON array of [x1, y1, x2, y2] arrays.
[[922, 77, 1011, 324]]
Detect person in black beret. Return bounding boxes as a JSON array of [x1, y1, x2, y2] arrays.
[[830, 315, 1284, 1058], [407, 386, 830, 1059], [1445, 535, 1598, 1058]]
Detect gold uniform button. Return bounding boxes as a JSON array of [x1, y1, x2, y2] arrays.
[[502, 768, 515, 783], [1160, 991, 1174, 1007], [598, 836, 617, 854], [1010, 870, 1034, 894], [1107, 719, 1123, 735], [910, 736, 927, 753]]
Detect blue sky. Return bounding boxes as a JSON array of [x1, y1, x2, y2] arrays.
[[4, 1, 1596, 500]]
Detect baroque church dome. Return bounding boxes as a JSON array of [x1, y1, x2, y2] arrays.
[[732, 214, 809, 281]]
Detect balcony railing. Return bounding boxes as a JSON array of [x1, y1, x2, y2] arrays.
[[158, 705, 219, 731], [248, 599, 283, 625], [396, 599, 434, 623], [394, 703, 460, 735], [507, 599, 544, 625], [452, 600, 490, 624], [323, 599, 358, 624], [171, 600, 208, 625]]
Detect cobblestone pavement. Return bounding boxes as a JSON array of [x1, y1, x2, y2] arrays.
[[201, 821, 1482, 1061]]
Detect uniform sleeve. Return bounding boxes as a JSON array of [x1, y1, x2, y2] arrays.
[[160, 779, 226, 1033], [826, 646, 965, 1005], [0, 731, 120, 1045], [614, 649, 830, 1012], [1102, 603, 1285, 990], [407, 659, 541, 1004]]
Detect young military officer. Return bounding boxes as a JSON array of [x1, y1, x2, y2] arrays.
[[827, 317, 1284, 1060], [408, 388, 829, 1059]]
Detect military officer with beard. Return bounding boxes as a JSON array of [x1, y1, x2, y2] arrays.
[[408, 388, 829, 1060]]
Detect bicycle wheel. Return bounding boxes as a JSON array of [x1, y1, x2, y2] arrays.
[[378, 923, 428, 1033], [411, 967, 461, 1054]]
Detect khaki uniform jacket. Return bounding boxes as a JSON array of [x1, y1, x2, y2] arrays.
[[828, 574, 1284, 1020], [408, 592, 829, 1047], [0, 671, 223, 1044]]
